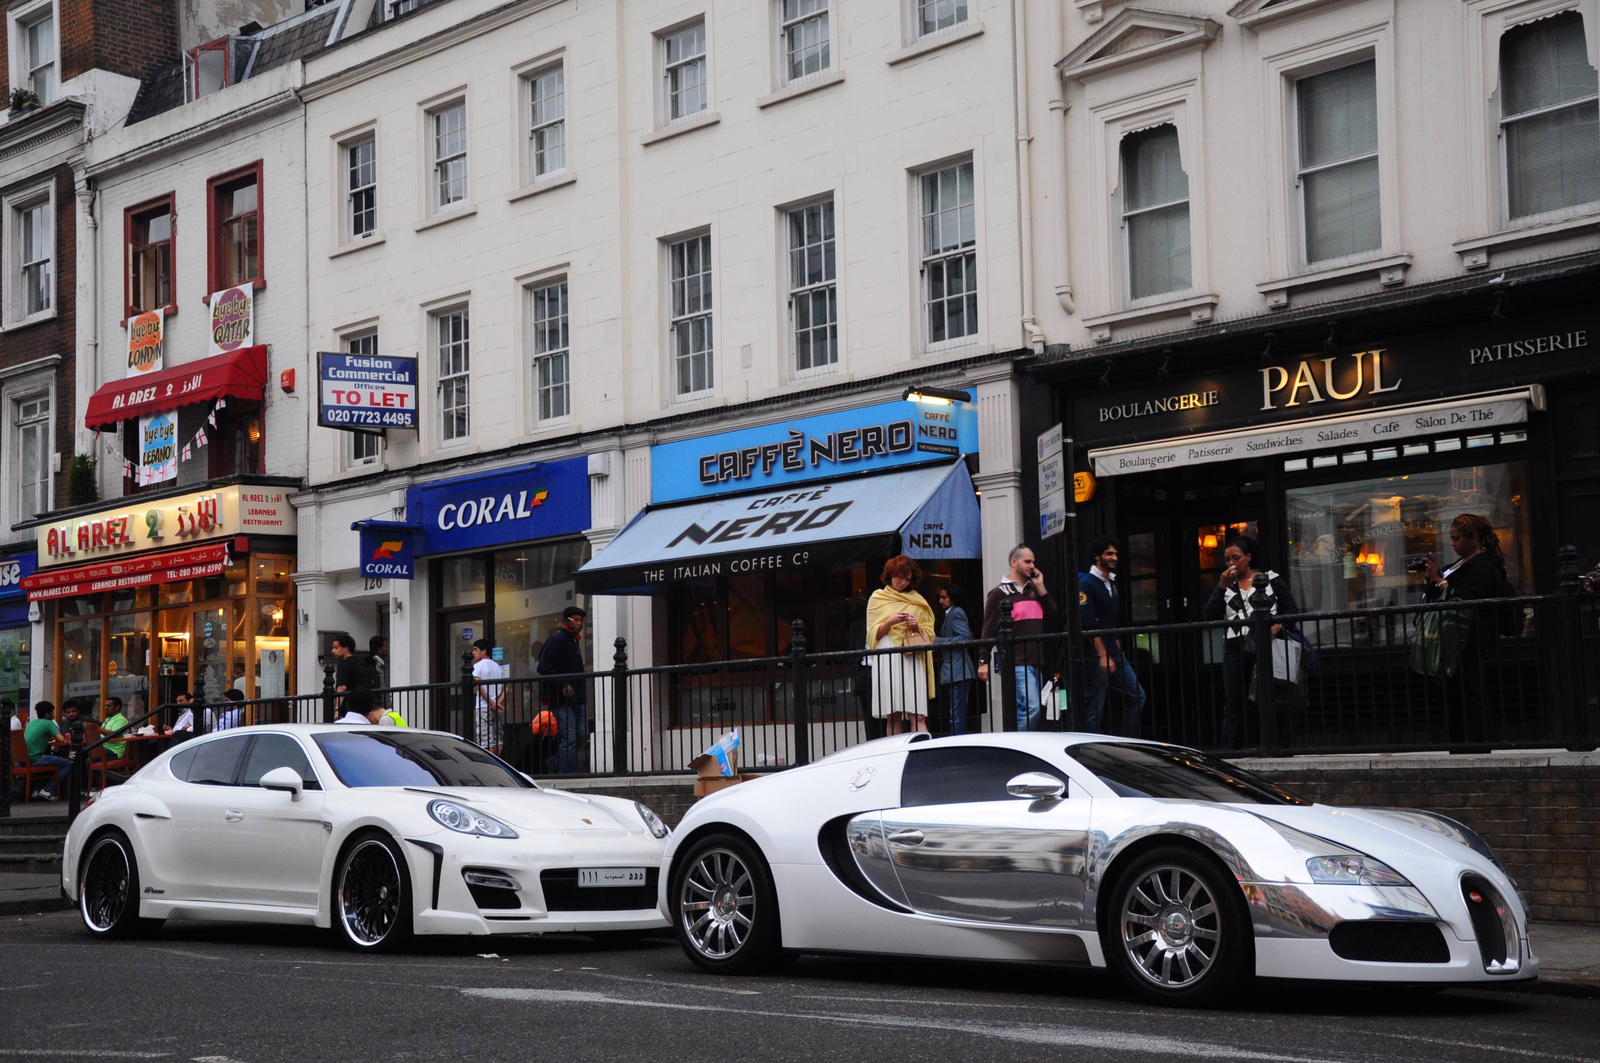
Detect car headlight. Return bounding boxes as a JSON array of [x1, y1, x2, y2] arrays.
[[428, 799, 519, 839], [1306, 855, 1411, 887], [635, 802, 670, 839]]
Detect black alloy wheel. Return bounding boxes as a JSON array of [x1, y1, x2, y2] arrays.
[[80, 832, 159, 938], [671, 833, 786, 974], [334, 833, 413, 951]]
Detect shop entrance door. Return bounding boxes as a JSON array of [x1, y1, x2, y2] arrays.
[[436, 610, 487, 683]]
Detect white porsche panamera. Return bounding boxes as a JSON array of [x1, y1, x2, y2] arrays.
[[63, 725, 670, 949], [661, 733, 1537, 1006]]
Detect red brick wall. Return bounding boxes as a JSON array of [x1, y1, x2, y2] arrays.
[[1, 0, 179, 97], [0, 165, 78, 510]]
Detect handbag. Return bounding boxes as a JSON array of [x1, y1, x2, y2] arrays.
[[901, 629, 932, 648], [1248, 635, 1309, 713], [1409, 587, 1474, 679]]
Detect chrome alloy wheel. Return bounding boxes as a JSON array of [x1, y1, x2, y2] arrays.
[[1120, 864, 1222, 989], [80, 837, 132, 933], [679, 848, 756, 959], [338, 839, 404, 947]]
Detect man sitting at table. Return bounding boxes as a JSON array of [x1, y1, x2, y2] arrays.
[[207, 690, 245, 732], [170, 692, 194, 742], [25, 701, 69, 802], [101, 697, 130, 759], [4, 698, 22, 732]]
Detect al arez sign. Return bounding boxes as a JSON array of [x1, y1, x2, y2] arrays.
[[36, 485, 296, 568]]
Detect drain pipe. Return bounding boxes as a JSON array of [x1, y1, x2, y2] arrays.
[[1013, 0, 1045, 353], [1049, 0, 1075, 316], [77, 180, 99, 456]]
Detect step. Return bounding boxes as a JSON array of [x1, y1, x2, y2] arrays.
[[0, 816, 70, 837], [0, 835, 66, 856], [0, 853, 63, 875]]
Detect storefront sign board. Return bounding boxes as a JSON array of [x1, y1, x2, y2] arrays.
[[407, 457, 591, 557], [207, 284, 255, 355], [22, 542, 232, 600], [138, 410, 179, 485], [651, 399, 979, 504], [34, 485, 295, 568], [0, 554, 37, 627], [318, 352, 419, 432], [1088, 389, 1538, 477], [356, 521, 417, 580], [126, 308, 165, 378]]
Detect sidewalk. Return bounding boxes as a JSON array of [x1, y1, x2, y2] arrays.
[[1, 862, 1595, 997]]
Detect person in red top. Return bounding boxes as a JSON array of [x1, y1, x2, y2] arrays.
[[978, 544, 1058, 731]]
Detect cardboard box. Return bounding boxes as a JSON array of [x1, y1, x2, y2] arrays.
[[694, 773, 758, 798], [689, 730, 743, 796]]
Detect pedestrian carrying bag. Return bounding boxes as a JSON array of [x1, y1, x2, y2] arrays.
[[1248, 635, 1309, 713], [1409, 587, 1474, 679]]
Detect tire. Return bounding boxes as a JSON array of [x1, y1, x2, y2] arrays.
[[670, 833, 785, 974], [79, 831, 160, 939], [1101, 845, 1252, 1007], [333, 832, 413, 952]]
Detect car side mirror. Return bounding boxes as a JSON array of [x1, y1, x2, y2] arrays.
[[259, 765, 304, 799], [1006, 772, 1066, 800]]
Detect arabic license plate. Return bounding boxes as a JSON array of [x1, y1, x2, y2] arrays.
[[578, 867, 647, 888]]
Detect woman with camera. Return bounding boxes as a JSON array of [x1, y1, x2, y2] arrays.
[[1421, 513, 1509, 750]]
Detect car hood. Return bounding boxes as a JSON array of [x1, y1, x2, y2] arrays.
[[398, 785, 640, 834], [1242, 803, 1491, 874]]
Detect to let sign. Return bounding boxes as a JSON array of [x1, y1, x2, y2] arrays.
[[318, 352, 419, 432]]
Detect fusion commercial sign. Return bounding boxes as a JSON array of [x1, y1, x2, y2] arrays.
[[405, 456, 591, 556], [34, 485, 295, 568], [318, 352, 419, 432], [651, 399, 979, 504]]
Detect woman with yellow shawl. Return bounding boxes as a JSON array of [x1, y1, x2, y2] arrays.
[[866, 555, 936, 734]]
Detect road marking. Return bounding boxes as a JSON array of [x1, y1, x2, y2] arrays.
[[460, 988, 1331, 1061], [792, 992, 1113, 1014], [580, 970, 762, 996], [149, 948, 223, 962], [0, 1051, 171, 1059], [1354, 1029, 1598, 1063], [192, 1056, 253, 1063]]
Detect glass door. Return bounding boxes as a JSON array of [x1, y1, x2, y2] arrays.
[[193, 605, 230, 706]]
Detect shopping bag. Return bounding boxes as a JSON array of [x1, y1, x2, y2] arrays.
[[1409, 590, 1474, 679], [1249, 636, 1309, 713], [1272, 638, 1303, 684]]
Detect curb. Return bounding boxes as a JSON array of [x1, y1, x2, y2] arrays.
[[0, 891, 72, 918], [1504, 975, 1600, 1001]]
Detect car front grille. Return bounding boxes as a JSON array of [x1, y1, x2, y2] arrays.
[[1461, 874, 1510, 969], [540, 868, 659, 912], [1328, 921, 1450, 964]]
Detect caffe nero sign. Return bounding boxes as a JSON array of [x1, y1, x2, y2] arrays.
[[1073, 319, 1592, 446]]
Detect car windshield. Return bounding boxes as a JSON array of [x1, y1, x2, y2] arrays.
[[313, 731, 533, 789], [1070, 742, 1307, 805]]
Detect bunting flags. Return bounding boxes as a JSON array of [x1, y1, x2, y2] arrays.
[[92, 398, 229, 481]]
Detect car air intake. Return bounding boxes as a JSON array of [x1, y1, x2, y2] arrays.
[[462, 868, 522, 910], [1328, 921, 1449, 963], [540, 868, 659, 912], [1461, 874, 1518, 972]]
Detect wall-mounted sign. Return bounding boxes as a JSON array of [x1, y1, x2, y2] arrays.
[[23, 542, 232, 601], [207, 284, 255, 355], [34, 484, 295, 568], [0, 554, 37, 599], [126, 308, 165, 378], [356, 521, 416, 580], [406, 456, 591, 557], [1037, 423, 1066, 542], [1073, 471, 1097, 504], [138, 411, 179, 485], [651, 398, 979, 504], [318, 352, 419, 432]]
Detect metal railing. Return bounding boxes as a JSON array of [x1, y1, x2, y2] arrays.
[[8, 546, 1596, 821]]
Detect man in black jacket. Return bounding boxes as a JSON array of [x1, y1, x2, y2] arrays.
[[536, 607, 589, 773]]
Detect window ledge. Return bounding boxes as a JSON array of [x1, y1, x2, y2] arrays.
[[330, 235, 386, 259], [756, 68, 845, 109], [1452, 210, 1600, 270], [921, 336, 985, 358], [507, 171, 577, 203], [202, 278, 266, 305], [641, 111, 721, 146], [0, 308, 57, 332], [886, 21, 985, 66], [1256, 252, 1412, 309], [119, 304, 178, 328], [1083, 293, 1220, 342], [415, 206, 477, 233]]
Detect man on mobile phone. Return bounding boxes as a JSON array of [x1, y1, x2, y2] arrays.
[[979, 544, 1058, 730]]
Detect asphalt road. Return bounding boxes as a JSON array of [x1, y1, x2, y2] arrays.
[[1, 911, 1595, 1063]]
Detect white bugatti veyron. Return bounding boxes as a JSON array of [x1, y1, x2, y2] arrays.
[[63, 725, 670, 949], [661, 733, 1536, 1005]]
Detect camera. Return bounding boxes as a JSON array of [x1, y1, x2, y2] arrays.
[[1404, 554, 1430, 574]]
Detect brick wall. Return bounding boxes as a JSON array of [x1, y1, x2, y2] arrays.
[[0, 0, 179, 97], [0, 164, 77, 512], [559, 758, 1600, 926]]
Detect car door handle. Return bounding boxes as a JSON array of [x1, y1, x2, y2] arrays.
[[887, 829, 924, 847], [224, 809, 244, 823]]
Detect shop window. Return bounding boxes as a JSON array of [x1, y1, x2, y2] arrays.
[[1499, 11, 1600, 221], [494, 542, 592, 679], [1295, 59, 1381, 264], [208, 163, 263, 293], [126, 195, 175, 318], [60, 617, 103, 706], [1284, 461, 1532, 639], [1121, 124, 1190, 300], [441, 555, 488, 608], [918, 158, 977, 347]]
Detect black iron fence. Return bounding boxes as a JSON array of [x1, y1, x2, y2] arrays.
[[7, 547, 1597, 821]]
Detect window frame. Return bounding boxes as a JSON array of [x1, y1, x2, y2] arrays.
[[666, 230, 715, 401], [123, 193, 177, 323], [432, 304, 472, 446], [205, 161, 266, 297], [7, 0, 59, 106], [342, 327, 383, 467], [2, 181, 55, 328], [7, 378, 54, 527], [426, 97, 470, 215], [527, 276, 571, 426], [784, 195, 840, 377], [1292, 57, 1383, 267], [1495, 7, 1600, 224], [185, 36, 235, 102], [659, 19, 710, 126], [776, 0, 832, 87], [345, 134, 379, 242], [912, 0, 970, 42], [524, 62, 568, 182], [1119, 122, 1193, 303], [914, 156, 980, 353]]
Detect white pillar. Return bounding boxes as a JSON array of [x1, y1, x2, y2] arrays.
[[968, 364, 1024, 731]]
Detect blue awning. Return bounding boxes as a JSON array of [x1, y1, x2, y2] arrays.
[[575, 461, 980, 595]]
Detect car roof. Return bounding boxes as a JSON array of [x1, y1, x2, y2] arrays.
[[187, 723, 460, 738], [810, 731, 1182, 765]]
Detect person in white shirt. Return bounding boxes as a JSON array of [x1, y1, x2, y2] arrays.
[[169, 692, 194, 740], [207, 690, 245, 732], [470, 638, 504, 750], [335, 687, 374, 725], [4, 698, 22, 732]]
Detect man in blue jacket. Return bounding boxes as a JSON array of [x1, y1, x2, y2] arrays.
[[1079, 537, 1146, 736]]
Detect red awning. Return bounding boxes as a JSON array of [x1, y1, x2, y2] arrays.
[[22, 542, 233, 601], [84, 346, 269, 430]]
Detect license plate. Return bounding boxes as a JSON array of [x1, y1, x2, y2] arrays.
[[578, 867, 647, 888]]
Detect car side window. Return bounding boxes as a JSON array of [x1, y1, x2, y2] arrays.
[[900, 747, 1069, 807], [170, 736, 251, 786], [240, 734, 322, 791]]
